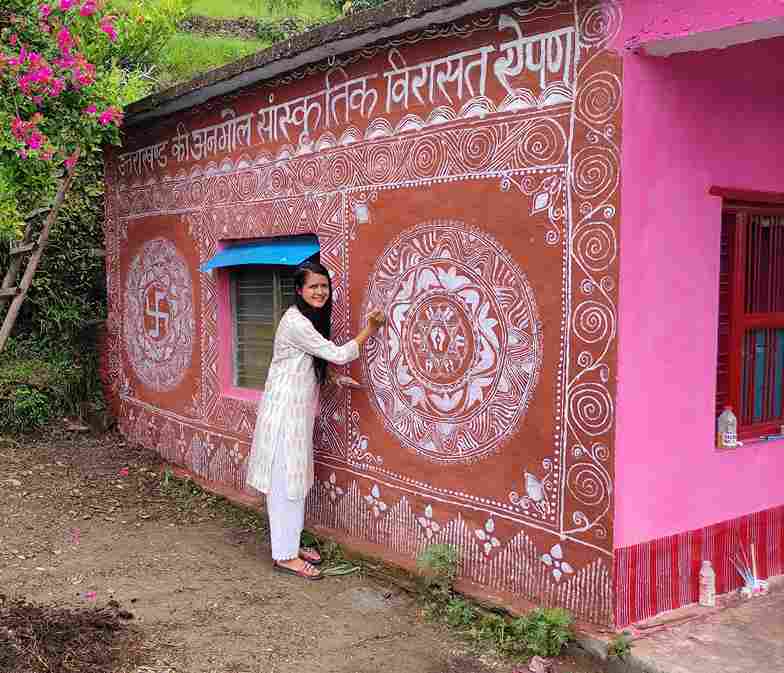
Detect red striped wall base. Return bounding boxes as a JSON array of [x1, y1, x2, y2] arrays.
[[614, 504, 784, 627]]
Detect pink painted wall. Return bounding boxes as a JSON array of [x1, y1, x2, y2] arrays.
[[614, 28, 784, 548], [622, 0, 784, 47]]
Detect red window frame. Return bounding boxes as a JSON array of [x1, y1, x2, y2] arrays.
[[712, 187, 784, 440]]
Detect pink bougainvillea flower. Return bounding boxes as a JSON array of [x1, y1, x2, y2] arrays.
[[56, 27, 73, 54], [84, 103, 97, 114], [59, 0, 76, 10], [27, 133, 44, 150], [64, 151, 79, 169], [11, 117, 26, 140], [118, 466, 129, 477], [99, 17, 117, 42], [39, 4, 52, 18], [49, 77, 64, 97], [9, 34, 18, 46], [79, 1, 97, 17], [98, 106, 123, 126]]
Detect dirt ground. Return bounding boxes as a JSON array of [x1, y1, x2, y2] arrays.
[[0, 429, 611, 673]]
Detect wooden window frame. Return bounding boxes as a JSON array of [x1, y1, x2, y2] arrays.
[[713, 187, 784, 440], [230, 265, 296, 391]]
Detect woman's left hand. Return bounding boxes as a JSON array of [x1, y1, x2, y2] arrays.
[[334, 374, 363, 389]]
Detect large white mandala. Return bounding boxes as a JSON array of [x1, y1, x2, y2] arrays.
[[124, 238, 194, 392], [363, 221, 543, 464]]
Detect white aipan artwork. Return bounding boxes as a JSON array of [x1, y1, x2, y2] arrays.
[[363, 221, 543, 463], [124, 237, 194, 392]]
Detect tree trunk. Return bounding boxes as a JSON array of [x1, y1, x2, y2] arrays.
[[0, 151, 80, 353]]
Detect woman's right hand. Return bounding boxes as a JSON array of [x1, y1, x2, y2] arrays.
[[366, 308, 385, 333]]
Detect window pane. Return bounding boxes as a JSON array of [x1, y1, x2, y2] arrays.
[[745, 215, 784, 314], [740, 327, 784, 425], [279, 268, 297, 313], [234, 268, 275, 389]]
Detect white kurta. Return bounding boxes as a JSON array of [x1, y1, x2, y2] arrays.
[[246, 306, 359, 500]]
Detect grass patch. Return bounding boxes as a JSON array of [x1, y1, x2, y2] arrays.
[[415, 544, 575, 662], [157, 32, 270, 84], [159, 468, 268, 532], [0, 337, 105, 433], [192, 0, 338, 21]]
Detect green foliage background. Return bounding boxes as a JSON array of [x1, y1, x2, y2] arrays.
[[0, 0, 385, 432]]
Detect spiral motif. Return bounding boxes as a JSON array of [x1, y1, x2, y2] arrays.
[[460, 127, 497, 171], [569, 383, 613, 436], [580, 279, 594, 295], [366, 144, 398, 184], [577, 73, 621, 126], [567, 464, 608, 506], [572, 147, 618, 200], [600, 276, 616, 292], [592, 443, 610, 462], [545, 229, 561, 246], [574, 221, 617, 272], [577, 351, 593, 368], [235, 170, 258, 200], [518, 119, 566, 166], [189, 178, 206, 206], [268, 166, 289, 194], [297, 157, 321, 189], [579, 2, 622, 47], [574, 300, 613, 345], [328, 152, 353, 189], [214, 175, 232, 203], [410, 136, 444, 179]]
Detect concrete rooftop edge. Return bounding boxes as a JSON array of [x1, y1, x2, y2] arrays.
[[124, 0, 516, 127]]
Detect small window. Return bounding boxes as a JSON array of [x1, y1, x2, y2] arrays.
[[716, 197, 784, 438], [232, 266, 297, 389], [203, 235, 320, 392]]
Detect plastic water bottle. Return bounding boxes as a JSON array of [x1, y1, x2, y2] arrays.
[[699, 560, 716, 607], [717, 406, 738, 449]]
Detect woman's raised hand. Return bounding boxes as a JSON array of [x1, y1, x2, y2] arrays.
[[366, 308, 386, 333]]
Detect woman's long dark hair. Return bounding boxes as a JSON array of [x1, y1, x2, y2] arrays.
[[293, 260, 332, 385]]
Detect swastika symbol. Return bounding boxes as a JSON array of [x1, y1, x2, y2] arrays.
[[145, 288, 170, 339]]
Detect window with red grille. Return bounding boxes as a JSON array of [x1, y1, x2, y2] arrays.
[[715, 189, 784, 439]]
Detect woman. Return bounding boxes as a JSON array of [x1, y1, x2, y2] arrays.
[[246, 260, 384, 580]]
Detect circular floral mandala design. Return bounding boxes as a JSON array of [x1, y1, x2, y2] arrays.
[[124, 237, 194, 392], [362, 221, 543, 464]]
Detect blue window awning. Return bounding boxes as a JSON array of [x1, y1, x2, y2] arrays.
[[200, 235, 319, 272]]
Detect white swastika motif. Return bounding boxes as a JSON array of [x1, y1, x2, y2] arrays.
[[363, 221, 543, 463], [125, 238, 194, 392]]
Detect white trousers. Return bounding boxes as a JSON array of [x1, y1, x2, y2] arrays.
[[267, 448, 306, 561]]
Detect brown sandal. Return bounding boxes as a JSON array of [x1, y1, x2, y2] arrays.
[[272, 560, 323, 581], [299, 547, 322, 565]]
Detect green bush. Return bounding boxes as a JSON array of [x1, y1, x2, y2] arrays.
[[515, 608, 574, 658], [0, 337, 104, 434], [416, 543, 460, 611], [608, 632, 633, 660]]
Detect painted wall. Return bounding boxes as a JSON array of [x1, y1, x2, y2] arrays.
[[104, 0, 622, 624], [615, 26, 784, 548], [622, 0, 784, 48]]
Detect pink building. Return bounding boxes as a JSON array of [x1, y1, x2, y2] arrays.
[[613, 0, 784, 626], [107, 0, 784, 629]]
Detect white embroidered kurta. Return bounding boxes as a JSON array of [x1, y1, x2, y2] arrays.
[[246, 306, 359, 499]]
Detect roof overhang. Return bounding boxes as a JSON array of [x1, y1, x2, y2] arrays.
[[125, 0, 518, 128], [630, 16, 784, 58]]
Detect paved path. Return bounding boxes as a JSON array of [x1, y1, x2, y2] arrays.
[[618, 579, 784, 673]]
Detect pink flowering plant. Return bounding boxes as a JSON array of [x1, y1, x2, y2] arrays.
[[0, 0, 153, 240]]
